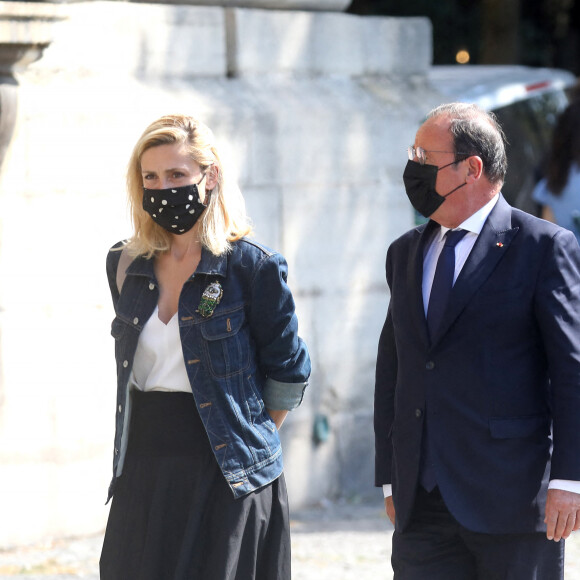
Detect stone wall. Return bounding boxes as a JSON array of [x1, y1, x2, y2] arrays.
[[0, 1, 440, 545]]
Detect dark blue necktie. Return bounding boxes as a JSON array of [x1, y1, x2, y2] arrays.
[[426, 229, 468, 339], [420, 228, 468, 492]]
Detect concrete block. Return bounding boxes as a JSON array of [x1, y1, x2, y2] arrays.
[[280, 411, 343, 505], [227, 9, 432, 77], [33, 2, 226, 79], [335, 411, 376, 500], [225, 9, 302, 76], [0, 459, 110, 546], [0, 2, 65, 44], [281, 408, 378, 505], [218, 77, 405, 187], [0, 1, 438, 544], [296, 290, 389, 406], [363, 17, 432, 75], [280, 178, 407, 292], [227, 9, 362, 76]]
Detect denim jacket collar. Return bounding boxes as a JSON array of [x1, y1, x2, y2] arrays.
[[125, 247, 228, 281], [197, 248, 228, 277]]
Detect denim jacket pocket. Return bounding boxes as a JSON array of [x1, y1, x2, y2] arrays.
[[200, 306, 250, 378]]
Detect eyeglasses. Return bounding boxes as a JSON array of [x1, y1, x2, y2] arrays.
[[408, 145, 469, 166]]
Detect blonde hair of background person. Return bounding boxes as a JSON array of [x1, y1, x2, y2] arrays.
[[125, 114, 252, 258]]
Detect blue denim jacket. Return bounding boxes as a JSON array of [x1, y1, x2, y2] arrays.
[[105, 238, 311, 502]]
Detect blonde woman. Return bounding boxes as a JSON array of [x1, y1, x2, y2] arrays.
[[100, 114, 310, 579]]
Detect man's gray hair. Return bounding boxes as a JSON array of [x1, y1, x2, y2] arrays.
[[427, 103, 508, 185]]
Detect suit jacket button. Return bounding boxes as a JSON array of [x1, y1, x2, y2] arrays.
[[426, 361, 435, 370], [415, 409, 423, 418]]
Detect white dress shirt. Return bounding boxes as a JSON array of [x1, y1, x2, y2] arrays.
[[383, 194, 580, 497]]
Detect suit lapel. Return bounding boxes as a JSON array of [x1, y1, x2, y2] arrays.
[[429, 196, 519, 347], [408, 220, 439, 348]]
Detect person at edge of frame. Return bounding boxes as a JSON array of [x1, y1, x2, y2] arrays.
[[532, 99, 580, 245]]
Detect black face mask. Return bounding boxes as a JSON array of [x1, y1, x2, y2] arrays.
[[403, 159, 466, 218], [143, 182, 208, 235]]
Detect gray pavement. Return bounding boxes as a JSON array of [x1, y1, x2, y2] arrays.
[[1, 500, 580, 579]]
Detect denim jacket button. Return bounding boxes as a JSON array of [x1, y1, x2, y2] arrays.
[[118, 405, 122, 413], [149, 283, 155, 290], [133, 317, 139, 325], [123, 360, 128, 368]]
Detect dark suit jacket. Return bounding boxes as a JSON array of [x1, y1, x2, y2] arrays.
[[374, 195, 580, 534]]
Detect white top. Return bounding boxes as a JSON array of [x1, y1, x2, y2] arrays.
[[129, 306, 192, 394]]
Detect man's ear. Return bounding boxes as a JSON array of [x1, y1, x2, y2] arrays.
[[465, 155, 483, 182]]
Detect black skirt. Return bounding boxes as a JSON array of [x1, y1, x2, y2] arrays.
[[100, 390, 290, 580]]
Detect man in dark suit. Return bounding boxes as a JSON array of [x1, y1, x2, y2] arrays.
[[374, 102, 580, 579]]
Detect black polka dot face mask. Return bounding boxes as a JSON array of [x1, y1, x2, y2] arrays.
[[142, 183, 208, 235]]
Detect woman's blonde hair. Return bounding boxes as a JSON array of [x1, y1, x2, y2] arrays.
[[125, 114, 252, 258]]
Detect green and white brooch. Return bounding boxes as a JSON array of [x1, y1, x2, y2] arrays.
[[197, 281, 223, 318]]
